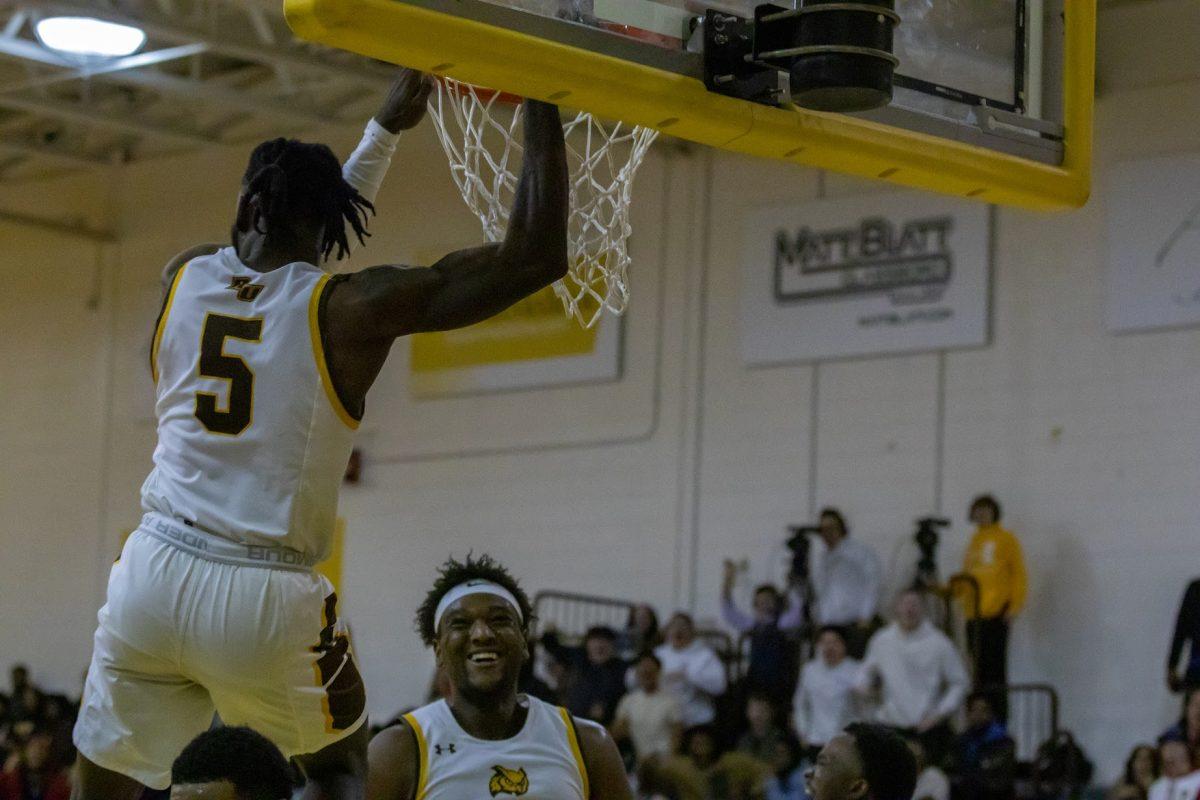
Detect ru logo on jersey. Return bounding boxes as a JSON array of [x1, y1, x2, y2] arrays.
[[488, 765, 529, 797], [228, 276, 265, 302]]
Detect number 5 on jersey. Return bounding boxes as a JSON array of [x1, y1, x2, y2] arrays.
[[196, 313, 262, 436]]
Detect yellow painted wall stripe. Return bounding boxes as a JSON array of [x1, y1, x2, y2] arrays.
[[284, 0, 1095, 211], [559, 707, 590, 800], [151, 260, 190, 385], [308, 274, 360, 430], [403, 713, 430, 800]]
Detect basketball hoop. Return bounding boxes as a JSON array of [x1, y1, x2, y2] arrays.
[[428, 78, 658, 328]]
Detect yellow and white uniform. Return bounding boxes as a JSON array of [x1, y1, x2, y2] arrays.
[[142, 246, 357, 557], [403, 696, 592, 800], [75, 246, 367, 789]]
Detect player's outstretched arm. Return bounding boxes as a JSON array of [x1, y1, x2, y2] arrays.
[[366, 722, 419, 800], [327, 98, 569, 338], [577, 719, 634, 800], [340, 69, 433, 214]]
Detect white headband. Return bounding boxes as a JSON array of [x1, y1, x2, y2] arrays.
[[434, 580, 524, 631]]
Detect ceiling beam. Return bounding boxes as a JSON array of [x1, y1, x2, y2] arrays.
[[0, 42, 339, 127], [38, 1, 392, 88], [0, 94, 216, 147], [0, 137, 109, 168]]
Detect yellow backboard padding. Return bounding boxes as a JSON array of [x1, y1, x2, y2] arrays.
[[286, 0, 1094, 210], [411, 287, 600, 371]]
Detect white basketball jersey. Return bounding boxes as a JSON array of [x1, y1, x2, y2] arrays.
[[403, 697, 590, 800], [141, 247, 357, 561]]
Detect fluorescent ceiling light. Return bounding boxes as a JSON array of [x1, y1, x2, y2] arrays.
[[34, 16, 147, 59]]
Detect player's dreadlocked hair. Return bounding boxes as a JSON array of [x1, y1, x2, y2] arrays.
[[241, 137, 374, 261], [416, 554, 533, 647]]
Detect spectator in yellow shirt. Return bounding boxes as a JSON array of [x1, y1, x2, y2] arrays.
[[961, 495, 1027, 715]]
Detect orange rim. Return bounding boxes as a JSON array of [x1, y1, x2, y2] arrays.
[[437, 75, 523, 106]]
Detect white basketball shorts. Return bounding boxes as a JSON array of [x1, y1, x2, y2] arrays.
[[73, 525, 367, 789]]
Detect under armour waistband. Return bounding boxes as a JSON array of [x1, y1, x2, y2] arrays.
[[140, 512, 318, 573]]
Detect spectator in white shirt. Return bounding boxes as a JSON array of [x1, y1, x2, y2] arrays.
[[1149, 739, 1200, 800], [813, 508, 882, 657], [856, 588, 969, 765], [793, 627, 861, 761], [654, 613, 727, 728], [611, 652, 683, 766]]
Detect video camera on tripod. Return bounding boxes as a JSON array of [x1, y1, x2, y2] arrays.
[[914, 516, 951, 587], [785, 525, 820, 581]]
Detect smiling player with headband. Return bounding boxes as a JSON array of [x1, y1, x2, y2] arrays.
[[367, 554, 631, 800]]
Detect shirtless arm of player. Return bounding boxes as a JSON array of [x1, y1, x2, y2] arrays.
[[577, 720, 634, 800], [320, 90, 570, 409], [327, 93, 568, 336], [365, 722, 419, 800]]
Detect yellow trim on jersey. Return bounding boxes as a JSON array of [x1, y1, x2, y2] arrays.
[[559, 707, 590, 800], [308, 273, 360, 430], [403, 713, 429, 800], [151, 260, 190, 384]]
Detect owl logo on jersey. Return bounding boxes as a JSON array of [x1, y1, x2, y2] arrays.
[[489, 765, 529, 797]]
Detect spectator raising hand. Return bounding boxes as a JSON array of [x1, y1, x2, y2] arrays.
[[540, 624, 628, 725], [721, 559, 805, 708]]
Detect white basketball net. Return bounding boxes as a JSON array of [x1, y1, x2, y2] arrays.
[[428, 78, 658, 328]]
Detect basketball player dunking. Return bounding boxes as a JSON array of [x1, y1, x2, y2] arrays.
[[367, 555, 631, 800], [72, 69, 570, 800]]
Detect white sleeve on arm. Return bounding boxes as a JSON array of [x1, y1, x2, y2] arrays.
[[687, 649, 728, 696], [858, 542, 882, 621], [342, 119, 401, 206], [854, 640, 880, 693], [794, 666, 812, 736], [932, 637, 970, 720]]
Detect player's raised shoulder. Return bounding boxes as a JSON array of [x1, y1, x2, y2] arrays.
[[324, 263, 444, 342]]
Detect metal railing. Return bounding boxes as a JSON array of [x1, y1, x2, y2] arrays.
[[921, 573, 982, 680], [531, 590, 636, 639], [981, 682, 1060, 764]]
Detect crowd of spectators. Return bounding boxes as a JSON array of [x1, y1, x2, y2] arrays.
[[508, 495, 1035, 800], [0, 666, 78, 800], [1104, 574, 1200, 800], [12, 490, 1200, 800], [1109, 689, 1200, 800]]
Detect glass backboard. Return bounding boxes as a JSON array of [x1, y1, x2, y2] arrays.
[[285, 0, 1094, 209]]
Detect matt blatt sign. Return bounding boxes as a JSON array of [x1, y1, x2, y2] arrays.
[[742, 191, 990, 364], [774, 216, 954, 301]]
